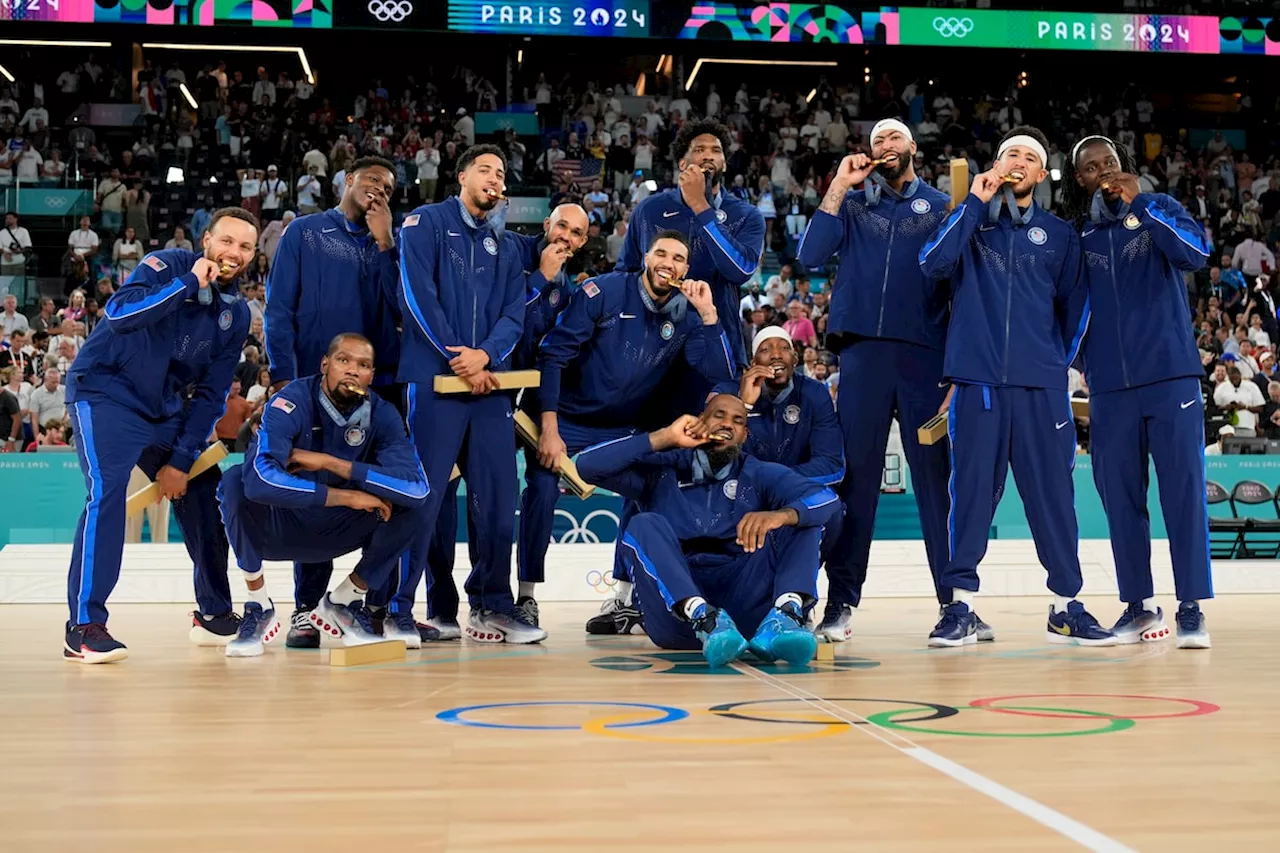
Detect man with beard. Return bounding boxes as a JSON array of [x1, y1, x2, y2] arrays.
[[384, 145, 536, 644], [263, 156, 406, 649], [406, 203, 590, 635], [616, 119, 764, 371], [920, 126, 1115, 648], [1062, 135, 1212, 649], [533, 231, 735, 634], [220, 334, 430, 657], [63, 208, 258, 663], [796, 118, 958, 644], [576, 394, 839, 667]]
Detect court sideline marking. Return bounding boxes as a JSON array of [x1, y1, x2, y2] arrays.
[[729, 661, 1137, 853]]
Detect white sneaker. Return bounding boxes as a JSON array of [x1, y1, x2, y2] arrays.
[[309, 594, 381, 646], [225, 601, 282, 658], [423, 617, 462, 640], [466, 609, 548, 644], [380, 609, 422, 649]]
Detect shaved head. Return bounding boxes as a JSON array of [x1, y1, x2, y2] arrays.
[[544, 203, 590, 254]]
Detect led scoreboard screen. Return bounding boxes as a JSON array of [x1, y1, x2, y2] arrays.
[[446, 0, 650, 36]]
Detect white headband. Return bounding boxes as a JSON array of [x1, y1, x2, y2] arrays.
[[752, 325, 792, 357], [1069, 134, 1119, 166], [870, 118, 913, 144], [997, 134, 1048, 169]]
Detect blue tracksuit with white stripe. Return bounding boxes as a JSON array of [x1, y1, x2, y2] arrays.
[[518, 270, 738, 586], [383, 196, 525, 620], [616, 187, 765, 371], [219, 376, 429, 592], [919, 193, 1088, 599], [263, 207, 403, 611], [577, 434, 839, 649], [64, 249, 248, 626], [797, 178, 954, 606], [1079, 192, 1213, 604]]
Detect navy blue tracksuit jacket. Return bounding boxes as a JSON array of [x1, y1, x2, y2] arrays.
[[1079, 192, 1214, 604], [65, 249, 249, 625], [577, 434, 839, 647], [379, 196, 525, 620], [616, 187, 765, 369], [264, 208, 401, 385], [795, 178, 954, 606], [920, 194, 1088, 599]]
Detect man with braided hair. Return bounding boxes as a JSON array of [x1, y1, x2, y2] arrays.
[[1062, 134, 1212, 649]]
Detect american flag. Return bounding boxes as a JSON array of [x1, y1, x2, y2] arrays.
[[554, 156, 604, 192]]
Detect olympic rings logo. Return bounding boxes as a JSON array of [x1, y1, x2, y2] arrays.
[[554, 507, 620, 544], [933, 16, 974, 38], [585, 569, 616, 594], [367, 0, 413, 22]]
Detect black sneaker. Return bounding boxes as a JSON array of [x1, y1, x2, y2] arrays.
[[585, 597, 645, 635], [515, 596, 540, 627], [64, 623, 128, 664], [286, 608, 321, 648], [189, 611, 242, 647]]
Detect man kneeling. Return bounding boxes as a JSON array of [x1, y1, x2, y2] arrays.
[[221, 333, 431, 657], [576, 394, 839, 667]]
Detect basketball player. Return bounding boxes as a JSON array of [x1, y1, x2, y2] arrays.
[[919, 127, 1115, 647], [1062, 135, 1212, 648], [63, 209, 257, 663], [576, 394, 839, 667], [796, 118, 961, 642], [264, 155, 403, 648]]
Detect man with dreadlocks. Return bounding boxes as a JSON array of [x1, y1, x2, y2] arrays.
[[1062, 135, 1213, 649], [919, 126, 1116, 648]]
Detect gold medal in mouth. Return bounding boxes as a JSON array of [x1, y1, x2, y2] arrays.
[[342, 383, 367, 397], [484, 188, 507, 201]]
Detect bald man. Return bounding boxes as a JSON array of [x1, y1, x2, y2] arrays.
[[375, 204, 592, 637]]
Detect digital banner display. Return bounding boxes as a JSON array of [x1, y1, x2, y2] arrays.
[[446, 0, 649, 36], [0, 0, 331, 27], [896, 8, 1220, 53]]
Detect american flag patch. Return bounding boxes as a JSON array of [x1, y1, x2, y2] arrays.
[[402, 214, 420, 227], [271, 397, 296, 414], [583, 281, 600, 298], [143, 255, 168, 272]]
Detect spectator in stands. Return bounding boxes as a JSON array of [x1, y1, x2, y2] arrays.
[[30, 298, 56, 334], [0, 367, 23, 452], [1, 294, 27, 337], [112, 226, 144, 281], [1204, 424, 1232, 455], [260, 165, 288, 221], [214, 378, 252, 449], [245, 366, 271, 406], [96, 168, 126, 232], [766, 264, 794, 302], [1262, 382, 1280, 440], [1249, 313, 1272, 348], [25, 416, 68, 453], [258, 209, 292, 264], [57, 292, 86, 327], [27, 367, 66, 441], [124, 180, 151, 245], [1214, 365, 1265, 436], [783, 302, 817, 347], [296, 165, 324, 215], [247, 254, 269, 288], [51, 338, 78, 374], [41, 148, 66, 183], [0, 329, 34, 377], [190, 199, 214, 242], [67, 216, 99, 259], [165, 226, 193, 252], [1233, 234, 1276, 279]]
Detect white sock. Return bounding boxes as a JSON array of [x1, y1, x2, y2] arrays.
[[1053, 594, 1074, 614], [679, 596, 708, 621], [247, 585, 271, 609], [774, 592, 803, 611], [518, 581, 536, 599], [330, 576, 363, 607], [952, 589, 974, 608], [617, 580, 634, 606], [1142, 597, 1158, 614]]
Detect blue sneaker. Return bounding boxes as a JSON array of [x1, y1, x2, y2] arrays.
[[1111, 602, 1169, 645], [928, 602, 978, 647], [749, 603, 818, 665], [693, 607, 748, 668], [309, 594, 381, 646], [1047, 601, 1118, 646], [973, 611, 995, 642], [1175, 602, 1211, 649], [64, 622, 128, 664], [226, 600, 282, 658], [381, 609, 423, 649]]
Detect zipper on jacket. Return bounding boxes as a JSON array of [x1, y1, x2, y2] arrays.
[[875, 210, 896, 337], [1108, 228, 1132, 388], [1002, 227, 1014, 385], [470, 239, 478, 347]]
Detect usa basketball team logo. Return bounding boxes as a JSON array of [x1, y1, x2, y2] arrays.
[[1124, 214, 1141, 230], [345, 426, 366, 446], [784, 405, 801, 424], [218, 310, 233, 330], [1027, 227, 1048, 245], [483, 236, 498, 255], [660, 321, 675, 340], [911, 199, 932, 214], [715, 209, 728, 223], [723, 479, 739, 500], [548, 288, 560, 306]]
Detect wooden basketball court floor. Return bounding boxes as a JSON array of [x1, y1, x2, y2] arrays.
[[1, 596, 1276, 852]]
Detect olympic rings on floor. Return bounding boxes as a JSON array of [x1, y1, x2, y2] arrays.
[[581, 711, 848, 745], [969, 694, 1221, 720], [707, 697, 960, 727], [435, 701, 688, 731], [867, 706, 1136, 738]]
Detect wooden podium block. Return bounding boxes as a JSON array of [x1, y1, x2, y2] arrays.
[[328, 640, 407, 667], [433, 370, 540, 394], [815, 643, 836, 662], [917, 412, 949, 447], [949, 158, 969, 210]]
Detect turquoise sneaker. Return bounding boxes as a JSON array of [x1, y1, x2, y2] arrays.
[[693, 607, 748, 668], [748, 602, 817, 666]]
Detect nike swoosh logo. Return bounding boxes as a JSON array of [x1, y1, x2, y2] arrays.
[[619, 313, 637, 319], [321, 227, 337, 233], [448, 231, 461, 237], [1055, 421, 1070, 430], [662, 211, 680, 218], [1049, 621, 1072, 636], [1082, 228, 1097, 237], [937, 381, 950, 389], [1181, 400, 1196, 409]]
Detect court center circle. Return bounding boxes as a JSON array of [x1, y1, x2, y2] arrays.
[[436, 701, 688, 730], [867, 706, 1136, 738], [708, 697, 959, 727], [969, 693, 1221, 720]]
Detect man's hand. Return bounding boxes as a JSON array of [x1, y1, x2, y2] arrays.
[[736, 509, 797, 553], [156, 465, 189, 501], [538, 426, 568, 472], [464, 370, 499, 395], [656, 414, 710, 450], [678, 164, 710, 213], [680, 279, 718, 326], [970, 164, 1010, 204], [738, 364, 773, 407], [447, 345, 490, 378], [539, 241, 571, 279], [1101, 173, 1142, 205], [366, 194, 394, 251], [192, 258, 219, 289], [832, 153, 879, 192], [346, 490, 393, 522], [938, 383, 956, 414], [287, 448, 333, 473]]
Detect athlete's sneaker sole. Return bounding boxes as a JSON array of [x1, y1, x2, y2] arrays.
[[465, 622, 548, 644], [928, 633, 977, 648], [1176, 632, 1212, 649], [817, 623, 852, 643], [1046, 632, 1119, 646], [63, 643, 128, 664], [421, 621, 461, 641], [189, 624, 236, 647], [225, 615, 283, 658]]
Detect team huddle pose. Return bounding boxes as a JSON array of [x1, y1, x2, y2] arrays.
[[59, 116, 1212, 666]]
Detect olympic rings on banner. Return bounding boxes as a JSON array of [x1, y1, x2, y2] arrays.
[[583, 711, 847, 745], [708, 697, 959, 727], [969, 694, 1221, 721], [868, 706, 1135, 738], [436, 701, 687, 731]]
